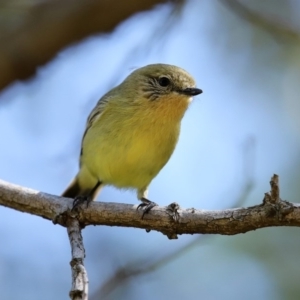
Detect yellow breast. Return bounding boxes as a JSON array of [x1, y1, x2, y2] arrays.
[[81, 93, 190, 189]]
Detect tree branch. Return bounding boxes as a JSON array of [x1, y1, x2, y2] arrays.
[[0, 175, 299, 239], [67, 218, 88, 300]]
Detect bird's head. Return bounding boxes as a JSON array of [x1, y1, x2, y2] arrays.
[[125, 64, 202, 103]]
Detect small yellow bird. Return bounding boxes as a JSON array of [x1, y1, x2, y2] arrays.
[[62, 64, 202, 216]]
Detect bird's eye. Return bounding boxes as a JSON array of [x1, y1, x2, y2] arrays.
[[158, 77, 170, 87]]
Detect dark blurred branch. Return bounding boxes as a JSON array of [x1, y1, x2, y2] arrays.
[[0, 0, 174, 91], [220, 0, 300, 42], [92, 236, 210, 299], [0, 175, 299, 239]]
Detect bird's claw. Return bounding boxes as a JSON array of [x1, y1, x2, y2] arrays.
[[137, 200, 157, 219], [72, 195, 92, 210]]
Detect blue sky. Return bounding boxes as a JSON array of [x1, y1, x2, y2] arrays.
[[1, 1, 299, 299]]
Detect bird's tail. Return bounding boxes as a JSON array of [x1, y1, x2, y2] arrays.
[[62, 176, 102, 200], [62, 177, 82, 198]]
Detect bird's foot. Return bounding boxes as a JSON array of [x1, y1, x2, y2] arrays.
[[137, 197, 157, 219], [72, 195, 93, 210], [166, 202, 180, 222]]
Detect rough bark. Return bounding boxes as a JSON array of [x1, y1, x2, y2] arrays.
[[0, 175, 299, 240]]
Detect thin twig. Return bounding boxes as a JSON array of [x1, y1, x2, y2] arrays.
[[67, 218, 88, 300]]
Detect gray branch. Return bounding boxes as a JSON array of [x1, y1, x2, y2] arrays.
[[67, 218, 88, 300], [0, 175, 299, 240]]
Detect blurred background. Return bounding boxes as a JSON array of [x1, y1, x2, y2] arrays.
[[1, 0, 300, 299]]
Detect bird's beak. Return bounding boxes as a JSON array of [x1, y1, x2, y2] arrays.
[[181, 88, 203, 96]]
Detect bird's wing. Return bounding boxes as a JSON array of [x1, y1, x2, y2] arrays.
[[79, 94, 112, 158]]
